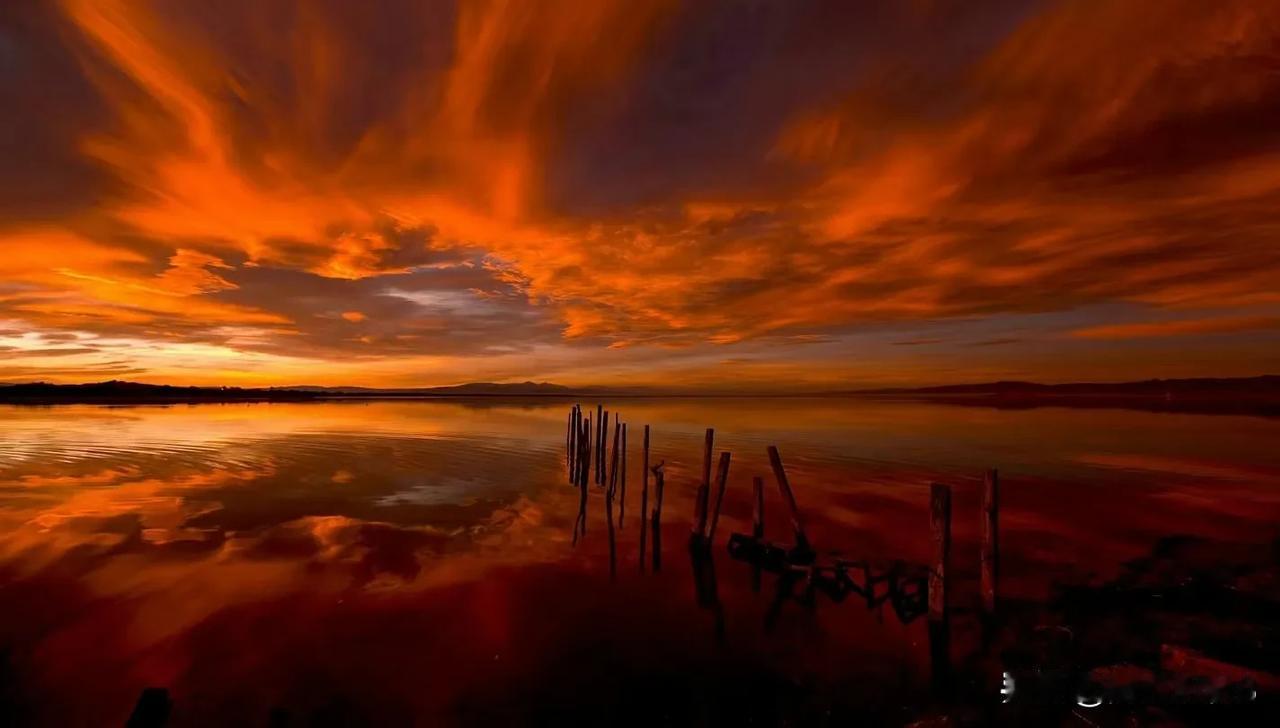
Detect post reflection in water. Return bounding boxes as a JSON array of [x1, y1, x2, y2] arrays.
[[0, 398, 1277, 722]]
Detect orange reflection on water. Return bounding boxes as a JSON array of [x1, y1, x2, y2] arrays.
[[0, 399, 1278, 722]]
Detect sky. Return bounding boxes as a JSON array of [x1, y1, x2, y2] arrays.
[[2, 0, 1279, 389]]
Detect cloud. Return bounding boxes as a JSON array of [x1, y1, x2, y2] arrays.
[[1, 0, 1278, 384], [1070, 315, 1280, 340]]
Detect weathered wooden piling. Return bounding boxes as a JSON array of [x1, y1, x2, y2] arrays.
[[706, 451, 731, 546], [608, 414, 622, 496], [639, 425, 650, 570], [692, 428, 714, 540], [650, 461, 665, 572], [752, 476, 765, 539], [568, 405, 579, 484], [619, 423, 628, 528], [929, 483, 951, 622], [750, 476, 764, 593], [574, 417, 591, 544], [606, 459, 617, 580], [766, 446, 812, 556], [599, 410, 609, 486], [595, 404, 603, 484], [981, 468, 999, 616]]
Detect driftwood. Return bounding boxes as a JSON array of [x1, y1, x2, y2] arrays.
[[728, 533, 928, 626]]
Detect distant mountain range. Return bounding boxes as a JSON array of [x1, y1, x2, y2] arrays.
[[0, 376, 1276, 412], [847, 375, 1280, 416], [853, 375, 1280, 396], [277, 381, 576, 396]]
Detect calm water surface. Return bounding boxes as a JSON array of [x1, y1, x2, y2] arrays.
[[1, 399, 1278, 723]]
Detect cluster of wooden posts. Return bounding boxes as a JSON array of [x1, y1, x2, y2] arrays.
[[565, 405, 1001, 621]]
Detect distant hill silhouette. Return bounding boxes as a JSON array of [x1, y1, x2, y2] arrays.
[[1, 376, 1276, 413], [849, 375, 1280, 416], [280, 381, 574, 396], [855, 375, 1280, 396], [0, 380, 319, 404]]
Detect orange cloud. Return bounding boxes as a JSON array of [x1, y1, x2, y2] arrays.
[[1071, 315, 1280, 340], [1, 0, 1278, 385]]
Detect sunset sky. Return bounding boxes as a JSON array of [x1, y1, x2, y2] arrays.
[[2, 0, 1279, 389]]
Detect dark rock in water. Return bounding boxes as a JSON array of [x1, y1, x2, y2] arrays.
[[126, 688, 171, 728]]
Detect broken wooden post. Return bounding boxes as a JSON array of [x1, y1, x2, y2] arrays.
[[929, 483, 951, 621], [608, 414, 622, 497], [706, 451, 731, 547], [981, 468, 999, 616], [606, 460, 617, 581], [639, 425, 650, 570], [928, 483, 953, 691], [651, 461, 665, 572], [595, 404, 603, 484], [600, 410, 610, 486], [750, 474, 765, 592], [752, 476, 765, 539], [766, 446, 812, 557], [691, 428, 714, 542], [619, 423, 628, 528], [568, 405, 579, 484], [574, 417, 590, 544]]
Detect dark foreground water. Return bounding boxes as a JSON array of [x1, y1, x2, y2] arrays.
[[0, 398, 1277, 724]]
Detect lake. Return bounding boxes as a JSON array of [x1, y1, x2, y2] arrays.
[[1, 399, 1277, 723]]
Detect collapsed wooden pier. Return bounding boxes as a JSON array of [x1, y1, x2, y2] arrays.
[[562, 404, 1002, 624]]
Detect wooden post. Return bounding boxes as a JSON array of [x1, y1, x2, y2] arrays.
[[650, 462, 665, 571], [752, 476, 765, 539], [573, 418, 591, 544], [929, 483, 951, 622], [706, 451, 731, 546], [619, 423, 628, 528], [692, 428, 714, 541], [639, 425, 650, 570], [608, 415, 622, 496], [750, 475, 765, 593], [568, 406, 578, 484], [600, 410, 609, 486], [701, 428, 714, 490], [595, 405, 603, 484], [981, 468, 999, 615], [766, 446, 811, 555], [606, 461, 617, 581]]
